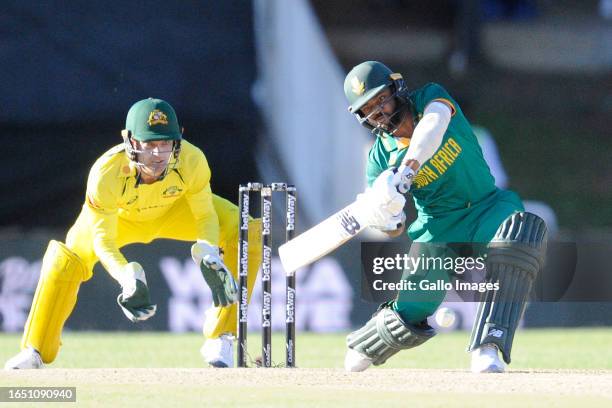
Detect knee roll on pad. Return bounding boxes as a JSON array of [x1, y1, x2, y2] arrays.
[[40, 240, 87, 282], [22, 240, 87, 363], [469, 212, 547, 364], [347, 305, 436, 366]]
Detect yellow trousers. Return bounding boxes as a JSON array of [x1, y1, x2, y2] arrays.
[[23, 194, 261, 363]]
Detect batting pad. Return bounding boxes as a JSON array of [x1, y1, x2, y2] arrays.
[[468, 212, 547, 364], [347, 304, 436, 366], [21, 240, 87, 363]]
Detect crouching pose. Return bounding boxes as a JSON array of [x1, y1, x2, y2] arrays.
[[5, 98, 261, 369], [342, 61, 547, 373]]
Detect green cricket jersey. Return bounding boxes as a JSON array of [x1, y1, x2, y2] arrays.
[[366, 83, 523, 242]]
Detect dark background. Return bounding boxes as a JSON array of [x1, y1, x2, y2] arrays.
[[1, 1, 259, 229]]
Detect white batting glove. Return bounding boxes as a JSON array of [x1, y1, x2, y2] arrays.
[[371, 168, 405, 207], [393, 165, 417, 193], [356, 192, 406, 230], [356, 169, 406, 230], [374, 210, 406, 232]]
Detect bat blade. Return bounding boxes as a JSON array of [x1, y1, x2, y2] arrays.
[[278, 201, 367, 273]]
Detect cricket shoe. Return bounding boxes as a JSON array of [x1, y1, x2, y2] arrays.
[[4, 347, 44, 370], [201, 334, 234, 368], [470, 343, 505, 373], [344, 347, 373, 372]]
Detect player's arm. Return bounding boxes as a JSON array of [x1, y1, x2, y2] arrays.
[[360, 102, 452, 234], [85, 168, 127, 276], [184, 148, 237, 307], [86, 166, 156, 322], [365, 156, 407, 237], [395, 101, 453, 191], [183, 148, 220, 245]]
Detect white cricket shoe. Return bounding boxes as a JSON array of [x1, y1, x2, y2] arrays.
[[471, 343, 505, 373], [200, 334, 234, 368], [4, 347, 44, 370], [344, 347, 373, 372]]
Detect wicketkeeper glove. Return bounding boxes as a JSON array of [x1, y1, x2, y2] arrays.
[[116, 262, 157, 323], [191, 241, 238, 307]]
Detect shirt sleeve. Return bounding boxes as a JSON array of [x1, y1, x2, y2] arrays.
[[85, 163, 129, 278], [184, 148, 220, 246], [415, 83, 457, 117], [365, 143, 386, 187]]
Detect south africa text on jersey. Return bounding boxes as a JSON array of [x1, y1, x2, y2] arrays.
[[413, 137, 462, 188]]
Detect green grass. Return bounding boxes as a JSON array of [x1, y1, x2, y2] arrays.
[[1, 329, 612, 407], [2, 328, 612, 369]]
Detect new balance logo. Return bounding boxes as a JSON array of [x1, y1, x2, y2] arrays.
[[339, 211, 360, 235], [488, 328, 504, 338]]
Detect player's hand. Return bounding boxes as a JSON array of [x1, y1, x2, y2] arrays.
[[116, 262, 157, 322], [393, 164, 417, 194], [373, 210, 406, 233], [372, 168, 406, 207], [356, 169, 406, 229], [191, 242, 238, 307]]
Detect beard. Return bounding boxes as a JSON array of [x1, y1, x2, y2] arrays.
[[387, 103, 410, 135]]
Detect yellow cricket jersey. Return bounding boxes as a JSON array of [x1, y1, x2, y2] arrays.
[[84, 139, 219, 273]]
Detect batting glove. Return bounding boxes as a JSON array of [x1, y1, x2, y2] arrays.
[[116, 262, 157, 322], [356, 169, 407, 229], [373, 210, 406, 232], [191, 241, 238, 307], [392, 164, 417, 194]]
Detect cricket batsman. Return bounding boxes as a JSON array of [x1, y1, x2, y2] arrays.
[[4, 98, 261, 369], [342, 61, 547, 373]]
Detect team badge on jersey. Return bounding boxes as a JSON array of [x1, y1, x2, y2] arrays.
[[162, 185, 183, 198], [350, 76, 365, 96], [147, 109, 169, 126]]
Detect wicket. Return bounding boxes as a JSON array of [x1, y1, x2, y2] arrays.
[[237, 182, 297, 368]]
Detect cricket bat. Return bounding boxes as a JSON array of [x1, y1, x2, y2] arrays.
[[278, 165, 413, 273], [278, 201, 368, 273]]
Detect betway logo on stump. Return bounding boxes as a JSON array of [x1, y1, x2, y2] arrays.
[[286, 195, 296, 231], [286, 286, 296, 323], [262, 245, 272, 281], [262, 291, 272, 327], [262, 197, 271, 234], [240, 193, 250, 230], [239, 240, 249, 277]]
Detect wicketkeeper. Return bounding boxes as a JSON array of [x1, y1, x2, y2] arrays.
[[5, 98, 261, 369], [343, 61, 547, 373]]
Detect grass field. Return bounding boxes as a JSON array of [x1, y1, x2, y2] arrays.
[[1, 329, 612, 407]]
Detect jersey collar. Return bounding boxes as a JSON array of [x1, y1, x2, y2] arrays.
[[380, 133, 411, 152]]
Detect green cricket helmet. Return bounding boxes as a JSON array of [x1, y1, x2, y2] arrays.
[[121, 98, 182, 178], [343, 61, 410, 134], [124, 98, 182, 142]]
